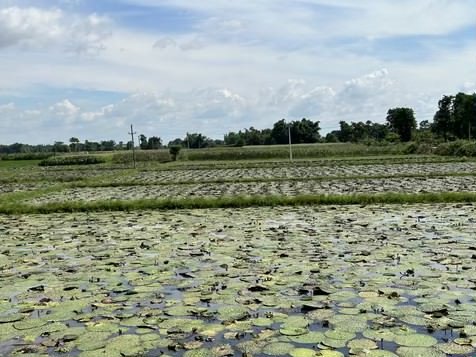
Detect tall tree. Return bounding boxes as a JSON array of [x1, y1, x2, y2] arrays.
[[139, 134, 148, 150], [291, 118, 321, 143], [147, 136, 162, 149], [69, 137, 80, 152], [271, 119, 289, 145], [386, 108, 416, 142], [453, 92, 476, 140], [432, 95, 454, 141]]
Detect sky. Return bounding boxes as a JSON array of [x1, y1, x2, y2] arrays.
[[0, 0, 475, 145]]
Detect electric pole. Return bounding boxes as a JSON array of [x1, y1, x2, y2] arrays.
[[288, 122, 293, 161], [129, 124, 137, 168]]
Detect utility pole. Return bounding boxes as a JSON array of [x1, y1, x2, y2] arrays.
[[288, 122, 293, 161], [129, 124, 137, 168]]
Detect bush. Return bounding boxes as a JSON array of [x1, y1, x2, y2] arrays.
[[169, 146, 181, 161], [434, 140, 476, 157], [455, 142, 476, 156], [403, 142, 419, 154], [39, 155, 106, 166]]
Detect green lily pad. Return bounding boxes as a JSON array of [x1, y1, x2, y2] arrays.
[[0, 313, 24, 323], [290, 331, 325, 344], [104, 334, 144, 356], [280, 327, 308, 336], [394, 333, 438, 347], [395, 347, 445, 357], [13, 318, 48, 330], [217, 306, 249, 322], [364, 351, 398, 357], [324, 329, 355, 341], [262, 342, 295, 356], [76, 332, 111, 351], [363, 329, 396, 342], [290, 348, 317, 357], [436, 342, 474, 354], [252, 317, 274, 327], [282, 316, 310, 329], [347, 338, 378, 352], [318, 351, 344, 357]]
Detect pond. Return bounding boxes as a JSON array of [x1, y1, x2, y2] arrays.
[[0, 204, 475, 356]]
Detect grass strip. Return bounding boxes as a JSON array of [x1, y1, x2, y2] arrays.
[[1, 192, 475, 214], [69, 172, 476, 189]]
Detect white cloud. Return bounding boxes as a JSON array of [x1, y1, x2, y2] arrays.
[[0, 7, 63, 48], [339, 69, 393, 102], [49, 99, 80, 122], [81, 104, 114, 122], [0, 69, 452, 144], [0, 102, 15, 111], [0, 6, 111, 53]]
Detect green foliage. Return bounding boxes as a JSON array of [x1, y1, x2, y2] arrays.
[[434, 140, 476, 157], [147, 136, 162, 149], [0, 160, 42, 168], [271, 118, 321, 144], [432, 93, 476, 140], [403, 142, 434, 155], [169, 146, 182, 161], [0, 152, 53, 160], [111, 150, 171, 164], [137, 134, 163, 150], [225, 118, 320, 146], [386, 108, 417, 142], [180, 143, 409, 161], [331, 120, 389, 143], [38, 155, 106, 166], [384, 132, 401, 143]]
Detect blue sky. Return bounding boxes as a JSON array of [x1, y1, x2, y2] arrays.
[[0, 0, 475, 144]]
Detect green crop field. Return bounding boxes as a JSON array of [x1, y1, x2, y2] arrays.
[[0, 151, 475, 356]]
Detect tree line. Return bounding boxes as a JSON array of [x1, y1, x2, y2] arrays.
[[1, 92, 474, 154], [325, 92, 475, 144]]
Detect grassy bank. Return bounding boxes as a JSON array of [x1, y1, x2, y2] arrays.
[[1, 192, 475, 214]]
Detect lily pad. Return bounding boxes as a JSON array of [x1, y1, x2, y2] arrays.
[[395, 347, 445, 357], [262, 342, 295, 356], [394, 333, 438, 347], [290, 348, 317, 357]]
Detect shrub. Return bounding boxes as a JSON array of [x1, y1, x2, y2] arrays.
[[434, 140, 476, 157], [39, 155, 106, 166], [403, 142, 419, 154], [169, 146, 182, 161]]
